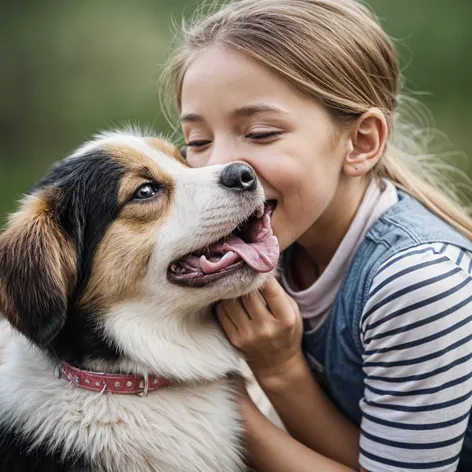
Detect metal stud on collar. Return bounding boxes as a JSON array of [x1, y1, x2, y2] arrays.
[[138, 373, 149, 397]]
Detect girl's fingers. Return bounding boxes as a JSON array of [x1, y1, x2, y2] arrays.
[[220, 298, 253, 333], [216, 303, 239, 339], [260, 278, 294, 324], [241, 290, 272, 324]]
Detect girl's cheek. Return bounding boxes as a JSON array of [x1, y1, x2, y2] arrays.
[[186, 152, 207, 168]]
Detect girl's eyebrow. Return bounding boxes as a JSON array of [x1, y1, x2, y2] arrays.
[[180, 104, 291, 123], [180, 113, 204, 123], [232, 104, 291, 118]]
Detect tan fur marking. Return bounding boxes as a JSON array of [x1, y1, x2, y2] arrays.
[[5, 192, 76, 295], [7, 191, 52, 225], [146, 138, 188, 165], [105, 144, 176, 207], [80, 219, 154, 311], [117, 173, 173, 226], [0, 190, 76, 325]]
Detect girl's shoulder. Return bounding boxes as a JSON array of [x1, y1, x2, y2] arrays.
[[346, 189, 472, 316], [365, 189, 472, 252], [359, 241, 472, 337], [340, 189, 472, 350]]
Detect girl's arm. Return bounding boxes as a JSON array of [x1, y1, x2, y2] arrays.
[[217, 278, 360, 469], [255, 351, 360, 470], [239, 389, 358, 472]]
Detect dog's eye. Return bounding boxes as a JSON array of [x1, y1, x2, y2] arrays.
[[133, 183, 160, 200]]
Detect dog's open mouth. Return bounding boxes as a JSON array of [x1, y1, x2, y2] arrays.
[[168, 201, 279, 287]]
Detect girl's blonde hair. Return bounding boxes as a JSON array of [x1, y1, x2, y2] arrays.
[[161, 0, 472, 239]]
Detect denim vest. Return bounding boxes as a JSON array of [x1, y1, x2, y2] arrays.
[[302, 190, 472, 469]]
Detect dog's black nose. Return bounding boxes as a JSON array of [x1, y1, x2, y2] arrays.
[[220, 163, 257, 191]]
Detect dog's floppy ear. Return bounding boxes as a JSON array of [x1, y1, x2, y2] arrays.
[[0, 190, 76, 347]]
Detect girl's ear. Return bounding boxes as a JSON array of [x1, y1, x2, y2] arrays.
[[0, 191, 76, 347], [343, 108, 388, 177]]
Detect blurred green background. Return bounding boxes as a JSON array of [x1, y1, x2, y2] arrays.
[[1, 0, 471, 222]]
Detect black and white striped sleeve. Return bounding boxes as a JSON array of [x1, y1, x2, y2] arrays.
[[359, 243, 472, 472]]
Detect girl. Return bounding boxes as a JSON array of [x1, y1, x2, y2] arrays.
[[162, 0, 472, 470]]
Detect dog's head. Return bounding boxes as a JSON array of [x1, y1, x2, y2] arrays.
[[0, 130, 279, 366]]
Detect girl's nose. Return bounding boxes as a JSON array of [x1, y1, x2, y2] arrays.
[[206, 141, 238, 167]]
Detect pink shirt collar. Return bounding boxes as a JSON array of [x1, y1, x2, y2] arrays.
[[281, 179, 398, 332]]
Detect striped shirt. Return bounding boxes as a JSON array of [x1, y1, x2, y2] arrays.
[[281, 180, 472, 470], [359, 243, 472, 472]]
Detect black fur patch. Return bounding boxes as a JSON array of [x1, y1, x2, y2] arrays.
[[0, 424, 90, 472], [43, 151, 125, 364]]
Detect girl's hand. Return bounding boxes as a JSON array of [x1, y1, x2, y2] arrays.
[[216, 278, 304, 383]]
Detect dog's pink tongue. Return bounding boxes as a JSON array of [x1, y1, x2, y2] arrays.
[[200, 233, 279, 274], [225, 233, 279, 273]]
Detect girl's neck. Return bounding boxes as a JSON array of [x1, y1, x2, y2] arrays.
[[293, 177, 370, 288]]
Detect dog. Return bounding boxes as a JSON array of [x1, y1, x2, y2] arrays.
[[0, 129, 280, 472]]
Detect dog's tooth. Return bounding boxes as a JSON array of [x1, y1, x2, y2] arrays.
[[256, 206, 264, 218], [170, 263, 177, 273], [221, 251, 236, 261]]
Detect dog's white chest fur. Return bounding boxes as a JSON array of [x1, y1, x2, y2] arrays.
[[0, 330, 244, 472]]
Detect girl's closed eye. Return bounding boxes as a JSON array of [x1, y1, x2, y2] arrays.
[[186, 139, 212, 148], [246, 130, 282, 143], [186, 130, 282, 148]]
